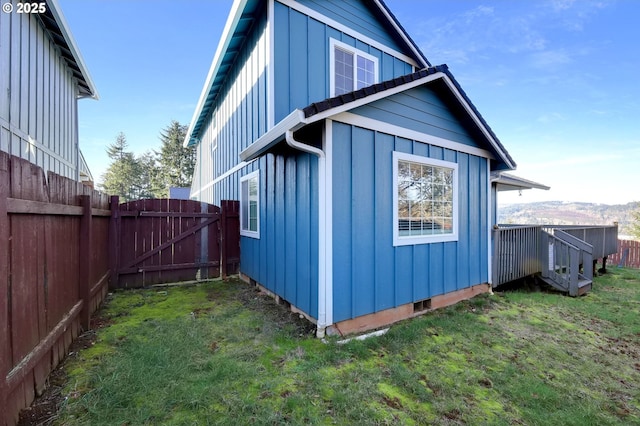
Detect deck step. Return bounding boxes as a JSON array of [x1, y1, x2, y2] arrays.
[[577, 279, 592, 296], [538, 275, 568, 293]]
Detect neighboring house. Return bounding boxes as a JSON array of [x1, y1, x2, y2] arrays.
[[0, 0, 98, 185], [169, 186, 192, 200], [185, 0, 530, 337]]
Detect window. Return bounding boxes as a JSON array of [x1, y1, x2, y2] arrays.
[[330, 39, 378, 96], [393, 152, 458, 246], [240, 170, 259, 238]]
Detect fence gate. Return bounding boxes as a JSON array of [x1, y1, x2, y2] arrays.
[[112, 199, 239, 288]]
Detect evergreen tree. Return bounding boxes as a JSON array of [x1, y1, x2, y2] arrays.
[[100, 133, 143, 202], [155, 121, 195, 198]]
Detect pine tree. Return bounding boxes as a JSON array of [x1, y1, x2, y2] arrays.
[[100, 133, 144, 202], [155, 121, 195, 198]]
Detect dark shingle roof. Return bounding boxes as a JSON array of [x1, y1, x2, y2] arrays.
[[302, 64, 515, 169]]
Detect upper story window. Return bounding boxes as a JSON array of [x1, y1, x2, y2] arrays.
[[330, 39, 379, 97], [393, 152, 458, 246], [240, 170, 260, 238]]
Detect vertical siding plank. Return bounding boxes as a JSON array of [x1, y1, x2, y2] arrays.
[[332, 122, 352, 321], [275, 155, 286, 297], [295, 153, 311, 313], [284, 156, 297, 302], [374, 132, 394, 312], [0, 5, 10, 120], [266, 153, 276, 292], [351, 127, 375, 317]]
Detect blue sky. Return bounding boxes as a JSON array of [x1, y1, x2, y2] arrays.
[[59, 0, 640, 205]]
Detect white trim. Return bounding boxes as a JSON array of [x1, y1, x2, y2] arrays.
[[189, 159, 256, 198], [372, 0, 429, 67], [335, 112, 495, 160], [240, 110, 305, 161], [392, 151, 459, 246], [267, 0, 275, 129], [486, 157, 493, 285], [323, 120, 334, 329], [277, 0, 422, 69], [304, 72, 444, 123], [440, 77, 515, 169], [240, 170, 260, 238], [329, 38, 379, 97]]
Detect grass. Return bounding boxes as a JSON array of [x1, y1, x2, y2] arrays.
[[56, 268, 640, 425]]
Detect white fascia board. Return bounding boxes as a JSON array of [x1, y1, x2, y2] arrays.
[[440, 75, 516, 170], [48, 0, 99, 100], [372, 0, 429, 68], [239, 109, 306, 161], [306, 72, 445, 124], [334, 112, 496, 160], [183, 0, 249, 147]]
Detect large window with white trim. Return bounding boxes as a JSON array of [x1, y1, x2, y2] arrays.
[[330, 39, 378, 96], [393, 152, 458, 245], [240, 170, 260, 238]]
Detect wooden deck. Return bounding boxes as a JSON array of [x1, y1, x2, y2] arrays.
[[492, 224, 618, 296]]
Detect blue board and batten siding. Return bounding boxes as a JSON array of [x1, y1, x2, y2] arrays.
[[240, 152, 320, 320], [191, 6, 269, 204], [331, 86, 490, 323], [273, 0, 415, 123]]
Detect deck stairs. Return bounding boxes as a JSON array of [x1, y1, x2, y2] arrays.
[[538, 229, 593, 296], [492, 224, 618, 297]]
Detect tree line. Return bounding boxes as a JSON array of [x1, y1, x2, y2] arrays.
[[99, 121, 195, 202]]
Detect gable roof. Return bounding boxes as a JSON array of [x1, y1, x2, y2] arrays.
[[39, 0, 98, 99], [183, 0, 430, 147], [241, 65, 516, 170]]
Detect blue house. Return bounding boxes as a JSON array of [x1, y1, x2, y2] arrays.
[[185, 0, 518, 337]]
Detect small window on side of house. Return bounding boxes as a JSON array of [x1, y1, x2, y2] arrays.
[[330, 39, 378, 97], [240, 170, 260, 238], [393, 152, 458, 246]]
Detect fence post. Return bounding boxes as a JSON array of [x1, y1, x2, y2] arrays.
[[220, 201, 229, 280], [0, 153, 10, 425], [220, 200, 240, 279], [78, 195, 92, 331], [108, 196, 120, 289]]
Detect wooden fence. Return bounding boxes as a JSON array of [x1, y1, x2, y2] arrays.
[[607, 239, 640, 269], [113, 198, 239, 288], [0, 152, 113, 425], [1, 151, 241, 425]]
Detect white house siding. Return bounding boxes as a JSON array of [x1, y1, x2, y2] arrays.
[[0, 9, 83, 181]]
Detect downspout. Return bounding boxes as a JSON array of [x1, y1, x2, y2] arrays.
[[285, 130, 329, 338]]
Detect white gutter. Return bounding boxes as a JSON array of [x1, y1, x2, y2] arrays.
[[285, 130, 331, 338]]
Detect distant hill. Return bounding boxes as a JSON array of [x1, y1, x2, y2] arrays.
[[498, 201, 639, 237]]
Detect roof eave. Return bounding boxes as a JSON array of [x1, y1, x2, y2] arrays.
[[374, 0, 430, 68], [491, 172, 550, 191], [183, 0, 250, 147], [46, 0, 99, 100]]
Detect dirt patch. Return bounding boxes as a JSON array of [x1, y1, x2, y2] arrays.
[[17, 314, 107, 426]]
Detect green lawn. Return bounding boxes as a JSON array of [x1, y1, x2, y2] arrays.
[[56, 268, 640, 425]]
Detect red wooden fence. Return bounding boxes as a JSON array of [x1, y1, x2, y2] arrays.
[[0, 152, 113, 425], [1, 151, 241, 425], [112, 198, 239, 288], [607, 239, 640, 269]]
